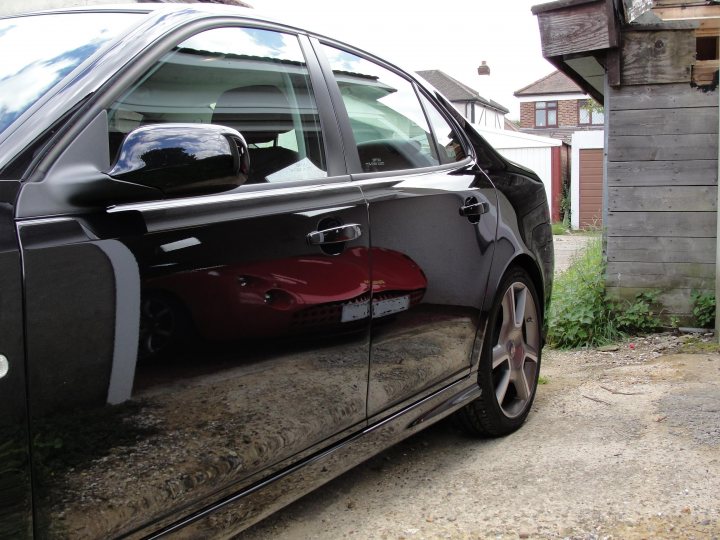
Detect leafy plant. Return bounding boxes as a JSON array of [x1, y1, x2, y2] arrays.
[[547, 236, 663, 349], [614, 291, 662, 334], [691, 290, 715, 328], [547, 236, 620, 348]]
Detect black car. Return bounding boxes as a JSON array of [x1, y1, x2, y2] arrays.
[[0, 4, 553, 538]]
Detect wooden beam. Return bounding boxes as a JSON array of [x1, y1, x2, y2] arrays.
[[537, 1, 615, 57], [654, 5, 720, 21]]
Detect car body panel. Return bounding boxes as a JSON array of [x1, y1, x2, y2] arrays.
[[0, 5, 553, 538]]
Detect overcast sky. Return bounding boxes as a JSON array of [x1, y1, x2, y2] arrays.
[[249, 0, 556, 120]]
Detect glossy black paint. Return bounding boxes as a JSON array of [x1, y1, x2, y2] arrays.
[[109, 124, 250, 196], [0, 5, 553, 538]]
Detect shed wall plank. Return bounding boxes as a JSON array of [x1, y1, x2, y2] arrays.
[[608, 186, 717, 211], [621, 30, 695, 85], [607, 237, 717, 264], [606, 211, 716, 237], [608, 134, 718, 161], [607, 160, 717, 186], [607, 262, 715, 289], [606, 286, 705, 318], [608, 107, 718, 136], [609, 83, 718, 110]]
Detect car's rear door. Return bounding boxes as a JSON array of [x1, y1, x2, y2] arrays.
[[314, 41, 498, 418], [16, 24, 371, 538]]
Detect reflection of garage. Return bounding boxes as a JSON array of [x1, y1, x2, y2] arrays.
[[570, 130, 605, 230], [579, 148, 603, 228]]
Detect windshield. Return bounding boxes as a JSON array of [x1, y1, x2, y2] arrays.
[[0, 12, 142, 135]]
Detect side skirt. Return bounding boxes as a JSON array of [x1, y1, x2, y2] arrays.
[[142, 376, 481, 539]]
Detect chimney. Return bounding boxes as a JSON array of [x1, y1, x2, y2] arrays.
[[477, 61, 490, 76]]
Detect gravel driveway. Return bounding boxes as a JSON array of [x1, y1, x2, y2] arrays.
[[241, 333, 720, 539]]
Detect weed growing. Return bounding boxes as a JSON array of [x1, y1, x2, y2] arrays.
[[691, 290, 716, 328], [547, 236, 662, 349]]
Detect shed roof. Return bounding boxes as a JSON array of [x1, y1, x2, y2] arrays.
[[514, 70, 584, 97], [417, 70, 509, 114]]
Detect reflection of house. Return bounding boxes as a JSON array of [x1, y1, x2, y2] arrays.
[[477, 127, 565, 223], [514, 70, 604, 144], [532, 0, 719, 322], [417, 70, 509, 129]]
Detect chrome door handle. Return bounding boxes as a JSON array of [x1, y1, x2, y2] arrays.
[[459, 201, 489, 217], [307, 224, 362, 245]]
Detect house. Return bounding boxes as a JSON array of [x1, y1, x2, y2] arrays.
[[531, 0, 719, 323], [514, 70, 605, 144], [416, 70, 509, 129]]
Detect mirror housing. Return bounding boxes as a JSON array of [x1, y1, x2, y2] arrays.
[[108, 123, 250, 197]]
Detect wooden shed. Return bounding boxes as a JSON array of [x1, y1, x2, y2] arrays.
[[532, 0, 719, 322]]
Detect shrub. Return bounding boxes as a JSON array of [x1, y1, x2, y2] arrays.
[[691, 290, 715, 328], [547, 236, 620, 348], [547, 236, 662, 348]]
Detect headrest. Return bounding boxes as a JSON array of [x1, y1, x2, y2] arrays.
[[212, 85, 293, 144]]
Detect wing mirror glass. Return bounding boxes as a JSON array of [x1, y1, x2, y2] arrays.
[[108, 123, 250, 197]]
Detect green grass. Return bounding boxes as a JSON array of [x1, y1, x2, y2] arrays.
[[551, 222, 568, 235], [538, 375, 549, 385]]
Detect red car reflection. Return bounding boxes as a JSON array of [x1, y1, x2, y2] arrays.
[[140, 247, 426, 356]]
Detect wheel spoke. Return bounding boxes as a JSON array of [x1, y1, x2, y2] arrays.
[[512, 368, 531, 401], [513, 286, 527, 328], [492, 344, 509, 369], [500, 287, 516, 342], [524, 343, 539, 364], [495, 370, 510, 404]]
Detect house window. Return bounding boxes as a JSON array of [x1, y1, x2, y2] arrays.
[[535, 101, 557, 127], [578, 100, 604, 125]]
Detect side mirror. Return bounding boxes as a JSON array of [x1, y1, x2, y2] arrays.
[[108, 123, 250, 197]]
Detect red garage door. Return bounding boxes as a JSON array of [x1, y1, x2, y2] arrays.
[[579, 149, 603, 229]]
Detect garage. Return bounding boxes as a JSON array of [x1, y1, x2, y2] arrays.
[[579, 148, 603, 228]]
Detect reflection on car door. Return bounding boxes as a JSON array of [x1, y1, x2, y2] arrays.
[[18, 26, 371, 538], [0, 183, 33, 538], [317, 44, 498, 417]]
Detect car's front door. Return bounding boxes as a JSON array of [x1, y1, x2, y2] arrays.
[[315, 43, 498, 417], [18, 26, 370, 538]]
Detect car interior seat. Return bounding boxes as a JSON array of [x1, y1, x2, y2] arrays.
[[212, 85, 300, 183]]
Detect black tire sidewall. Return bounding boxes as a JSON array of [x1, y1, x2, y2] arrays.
[[476, 267, 542, 434]]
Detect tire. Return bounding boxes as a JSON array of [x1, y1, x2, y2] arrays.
[[138, 291, 192, 360], [456, 266, 542, 437]]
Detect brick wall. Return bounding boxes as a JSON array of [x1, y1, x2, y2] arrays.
[[519, 99, 581, 128], [519, 102, 534, 128], [558, 100, 579, 126]]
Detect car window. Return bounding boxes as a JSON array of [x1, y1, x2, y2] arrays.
[[319, 44, 439, 173], [418, 93, 467, 165], [108, 27, 327, 184], [0, 12, 142, 136]]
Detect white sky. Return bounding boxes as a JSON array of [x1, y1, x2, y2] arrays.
[[249, 0, 556, 120]]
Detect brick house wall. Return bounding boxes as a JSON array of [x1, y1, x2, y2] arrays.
[[519, 100, 581, 128]]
